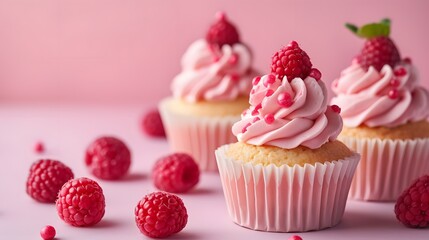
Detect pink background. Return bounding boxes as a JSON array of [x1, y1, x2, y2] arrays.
[[0, 0, 429, 104]]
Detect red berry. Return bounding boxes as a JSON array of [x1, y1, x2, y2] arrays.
[[142, 110, 166, 137], [271, 41, 313, 81], [357, 36, 401, 71], [395, 175, 429, 228], [135, 192, 188, 238], [289, 235, 303, 240], [34, 141, 44, 153], [205, 12, 240, 47], [85, 136, 131, 180], [56, 177, 105, 227], [152, 153, 200, 193], [40, 225, 56, 240], [26, 159, 74, 203]]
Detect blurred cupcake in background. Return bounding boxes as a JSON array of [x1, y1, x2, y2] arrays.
[[216, 41, 359, 232], [159, 12, 258, 171], [331, 19, 429, 201]]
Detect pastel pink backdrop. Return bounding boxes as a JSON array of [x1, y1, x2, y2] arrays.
[[0, 0, 428, 104]]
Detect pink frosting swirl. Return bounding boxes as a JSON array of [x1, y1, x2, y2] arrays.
[[232, 75, 343, 149], [171, 39, 255, 102], [331, 61, 429, 128]]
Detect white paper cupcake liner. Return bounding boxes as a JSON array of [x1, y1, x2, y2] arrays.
[[339, 136, 429, 201], [215, 144, 360, 232], [159, 98, 240, 171]]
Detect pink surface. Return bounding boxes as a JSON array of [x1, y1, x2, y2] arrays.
[[1, 104, 428, 239], [1, 0, 429, 104]]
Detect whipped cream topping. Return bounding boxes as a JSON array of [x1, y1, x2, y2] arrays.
[[171, 39, 254, 102], [232, 75, 342, 149], [331, 61, 429, 128]]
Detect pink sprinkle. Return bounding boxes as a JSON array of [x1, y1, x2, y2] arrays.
[[252, 76, 261, 85], [242, 123, 251, 133], [394, 67, 407, 77], [390, 78, 400, 87], [288, 235, 303, 240], [231, 74, 240, 81], [263, 74, 276, 87], [403, 57, 412, 64], [242, 109, 248, 116], [388, 89, 399, 99], [309, 68, 322, 81], [251, 104, 262, 116], [229, 53, 239, 65], [264, 114, 274, 124], [250, 89, 256, 94], [266, 89, 274, 97], [213, 55, 220, 62], [277, 92, 293, 107], [34, 141, 44, 154], [252, 117, 260, 123], [332, 80, 339, 88], [40, 225, 56, 240], [331, 105, 341, 114]]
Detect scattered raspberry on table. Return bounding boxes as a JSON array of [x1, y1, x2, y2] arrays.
[[135, 192, 188, 238], [26, 159, 74, 203], [40, 225, 56, 240], [141, 110, 166, 137], [85, 136, 131, 180], [152, 153, 200, 193], [56, 177, 105, 227], [395, 175, 429, 228], [34, 141, 45, 153]]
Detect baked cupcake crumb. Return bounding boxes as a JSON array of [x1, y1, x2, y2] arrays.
[[340, 120, 429, 140], [226, 140, 353, 167]]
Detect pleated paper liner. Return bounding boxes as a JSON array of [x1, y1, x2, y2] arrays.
[[159, 98, 239, 171], [339, 135, 429, 201], [216, 144, 360, 232]]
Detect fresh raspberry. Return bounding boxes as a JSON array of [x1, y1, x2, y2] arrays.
[[271, 41, 313, 81], [289, 235, 303, 240], [40, 225, 56, 240], [85, 136, 131, 180], [142, 110, 166, 137], [205, 12, 240, 47], [357, 36, 400, 71], [34, 141, 44, 153], [135, 192, 188, 238], [152, 153, 200, 193], [26, 159, 74, 203], [56, 177, 105, 227], [395, 175, 429, 228], [346, 19, 401, 71]]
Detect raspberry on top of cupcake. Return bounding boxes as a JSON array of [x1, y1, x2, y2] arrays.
[[331, 19, 429, 131], [229, 41, 350, 166], [171, 12, 255, 103]]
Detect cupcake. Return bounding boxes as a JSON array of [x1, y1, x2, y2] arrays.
[[216, 41, 360, 232], [331, 19, 429, 201], [159, 12, 258, 171]]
